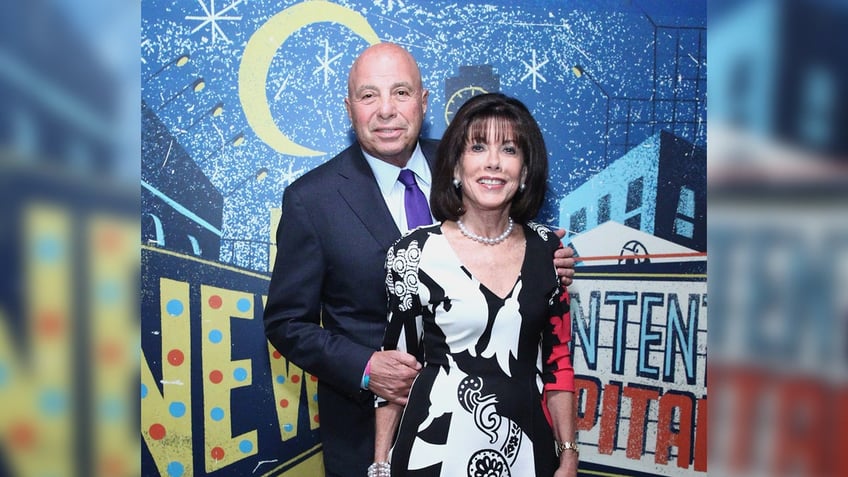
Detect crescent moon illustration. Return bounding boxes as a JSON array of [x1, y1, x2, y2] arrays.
[[239, 1, 380, 157]]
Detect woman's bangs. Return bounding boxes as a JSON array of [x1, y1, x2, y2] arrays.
[[466, 115, 517, 145]]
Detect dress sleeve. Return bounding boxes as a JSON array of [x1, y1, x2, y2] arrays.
[[541, 244, 575, 393], [377, 238, 426, 405]]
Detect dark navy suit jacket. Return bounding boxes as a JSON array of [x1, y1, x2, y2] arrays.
[[264, 139, 439, 476]]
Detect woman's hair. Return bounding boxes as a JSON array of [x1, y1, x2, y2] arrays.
[[430, 93, 549, 223]]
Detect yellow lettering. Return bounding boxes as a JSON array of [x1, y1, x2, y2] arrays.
[[0, 205, 73, 475], [262, 296, 320, 441], [200, 285, 257, 472], [141, 278, 194, 476]]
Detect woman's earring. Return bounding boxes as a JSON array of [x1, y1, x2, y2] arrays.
[[453, 178, 461, 189], [519, 183, 526, 192]]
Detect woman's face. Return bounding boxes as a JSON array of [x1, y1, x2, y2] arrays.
[[455, 122, 526, 215]]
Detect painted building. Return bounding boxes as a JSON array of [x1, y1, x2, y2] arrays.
[[559, 130, 706, 253], [142, 100, 225, 261]]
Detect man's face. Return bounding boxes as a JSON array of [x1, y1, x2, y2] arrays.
[[345, 45, 429, 167]]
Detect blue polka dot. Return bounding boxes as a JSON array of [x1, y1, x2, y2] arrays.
[[140, 383, 148, 399], [233, 367, 248, 382], [35, 236, 62, 263], [101, 397, 123, 421], [208, 330, 223, 343], [166, 300, 184, 317], [210, 407, 225, 421], [97, 280, 120, 304], [236, 297, 251, 313], [169, 401, 186, 418], [313, 393, 318, 402], [283, 423, 293, 432], [167, 461, 184, 477], [276, 375, 285, 385], [39, 389, 66, 417], [238, 439, 253, 453]]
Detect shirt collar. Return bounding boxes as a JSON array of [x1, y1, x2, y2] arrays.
[[362, 143, 431, 196]]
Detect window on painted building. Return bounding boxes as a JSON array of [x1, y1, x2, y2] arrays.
[[187, 234, 202, 255], [570, 208, 587, 234], [624, 177, 644, 231], [597, 194, 611, 224], [728, 56, 753, 127], [626, 177, 643, 212], [142, 213, 165, 247], [797, 64, 835, 150], [674, 185, 695, 239], [12, 108, 38, 157]]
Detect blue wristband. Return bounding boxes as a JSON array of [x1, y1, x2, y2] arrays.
[[361, 358, 372, 389]]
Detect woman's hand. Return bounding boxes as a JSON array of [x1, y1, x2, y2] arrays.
[[553, 449, 578, 477]]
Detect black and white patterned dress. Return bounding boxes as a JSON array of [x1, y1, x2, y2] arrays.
[[380, 222, 574, 477]]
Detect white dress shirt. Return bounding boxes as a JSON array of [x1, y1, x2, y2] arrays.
[[362, 143, 433, 234]]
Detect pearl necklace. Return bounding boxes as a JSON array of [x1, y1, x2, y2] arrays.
[[457, 217, 514, 245]]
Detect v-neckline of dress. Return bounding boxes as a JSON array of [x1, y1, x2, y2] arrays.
[[439, 223, 528, 301]]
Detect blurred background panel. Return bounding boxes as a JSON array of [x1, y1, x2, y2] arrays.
[[709, 0, 848, 476], [0, 1, 139, 476]]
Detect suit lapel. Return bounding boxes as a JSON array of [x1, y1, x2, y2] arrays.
[[336, 141, 439, 250], [336, 147, 402, 250]]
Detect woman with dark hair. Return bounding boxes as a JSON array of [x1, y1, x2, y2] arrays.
[[370, 93, 578, 477]]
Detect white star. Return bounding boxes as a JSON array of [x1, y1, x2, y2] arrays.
[[520, 49, 548, 92], [279, 161, 307, 187], [376, 0, 406, 13], [312, 39, 343, 87], [140, 38, 151, 64], [185, 0, 243, 45]]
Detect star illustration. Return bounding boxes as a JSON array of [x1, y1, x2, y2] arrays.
[[520, 49, 548, 92], [376, 0, 407, 13], [279, 161, 307, 188], [185, 0, 243, 44], [313, 39, 343, 87]]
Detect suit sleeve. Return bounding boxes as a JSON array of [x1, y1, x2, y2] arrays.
[[263, 185, 373, 396]]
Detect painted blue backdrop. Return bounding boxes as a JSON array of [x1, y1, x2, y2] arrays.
[[141, 1, 706, 476]]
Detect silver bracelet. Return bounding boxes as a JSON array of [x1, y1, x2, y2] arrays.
[[367, 461, 391, 477]]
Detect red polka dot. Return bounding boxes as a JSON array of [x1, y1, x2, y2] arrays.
[[98, 227, 123, 253], [209, 370, 223, 384], [211, 447, 225, 460], [208, 295, 223, 309], [99, 341, 123, 364], [167, 349, 184, 366], [272, 350, 281, 359], [148, 423, 166, 440], [38, 311, 64, 338], [310, 375, 318, 382], [99, 455, 124, 477], [279, 399, 289, 408], [10, 421, 35, 450], [313, 414, 320, 423], [291, 375, 300, 383]]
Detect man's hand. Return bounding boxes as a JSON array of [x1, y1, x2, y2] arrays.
[[367, 350, 422, 405], [553, 229, 576, 287]]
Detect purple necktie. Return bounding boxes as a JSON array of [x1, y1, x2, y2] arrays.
[[398, 169, 432, 229]]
